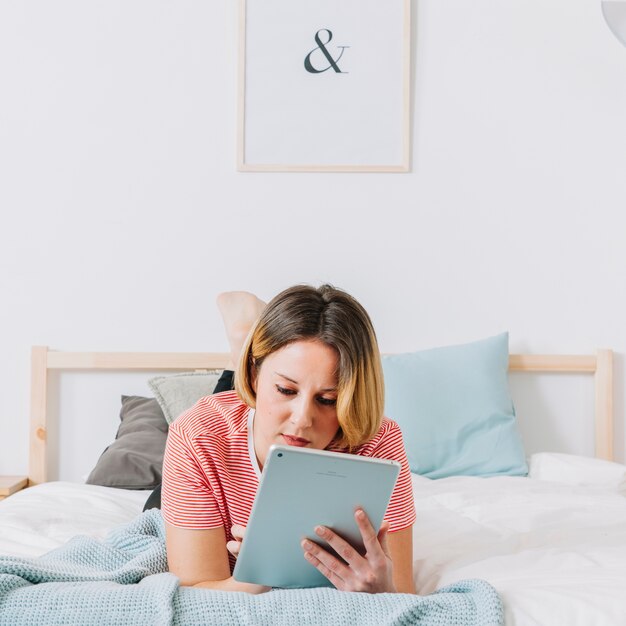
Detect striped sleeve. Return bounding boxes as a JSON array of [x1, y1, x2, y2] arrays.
[[362, 419, 416, 533], [161, 417, 223, 530]]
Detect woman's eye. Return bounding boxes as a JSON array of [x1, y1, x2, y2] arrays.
[[276, 385, 296, 396], [317, 397, 337, 406]]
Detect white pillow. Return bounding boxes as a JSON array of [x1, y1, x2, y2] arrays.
[[529, 452, 626, 494]]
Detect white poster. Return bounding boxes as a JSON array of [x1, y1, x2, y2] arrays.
[[238, 0, 411, 172]]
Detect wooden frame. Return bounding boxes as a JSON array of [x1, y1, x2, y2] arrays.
[[237, 0, 411, 172], [0, 476, 29, 501], [29, 346, 614, 486]]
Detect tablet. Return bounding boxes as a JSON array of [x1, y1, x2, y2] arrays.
[[232, 444, 400, 589]]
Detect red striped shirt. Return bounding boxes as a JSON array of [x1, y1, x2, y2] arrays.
[[162, 391, 416, 567]]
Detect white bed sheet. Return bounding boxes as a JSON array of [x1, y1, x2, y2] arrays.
[[0, 481, 150, 558], [413, 454, 626, 626], [1, 456, 625, 626]]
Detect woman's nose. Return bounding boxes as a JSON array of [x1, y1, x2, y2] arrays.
[[290, 396, 315, 428]]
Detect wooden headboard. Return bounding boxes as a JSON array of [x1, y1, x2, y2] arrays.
[[29, 346, 614, 486]]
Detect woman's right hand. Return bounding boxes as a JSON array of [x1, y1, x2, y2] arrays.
[[226, 524, 246, 559]]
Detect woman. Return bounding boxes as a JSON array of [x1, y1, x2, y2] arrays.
[[162, 285, 416, 594]]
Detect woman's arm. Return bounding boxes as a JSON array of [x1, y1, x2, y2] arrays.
[[165, 522, 269, 593], [387, 526, 415, 594]]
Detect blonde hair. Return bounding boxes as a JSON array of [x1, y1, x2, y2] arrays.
[[235, 284, 384, 449]]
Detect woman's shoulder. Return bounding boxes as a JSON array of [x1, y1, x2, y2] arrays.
[[354, 417, 406, 457], [169, 390, 251, 441], [368, 416, 403, 440]]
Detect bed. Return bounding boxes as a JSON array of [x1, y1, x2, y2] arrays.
[[0, 341, 624, 625]]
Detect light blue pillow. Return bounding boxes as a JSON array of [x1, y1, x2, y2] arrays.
[[382, 333, 528, 479]]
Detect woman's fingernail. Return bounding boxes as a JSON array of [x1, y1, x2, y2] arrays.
[[302, 540, 312, 550], [315, 526, 326, 537], [356, 509, 365, 519]]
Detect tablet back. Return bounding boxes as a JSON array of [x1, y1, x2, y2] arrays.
[[233, 444, 400, 589]]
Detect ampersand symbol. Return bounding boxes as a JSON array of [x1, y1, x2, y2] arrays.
[[304, 29, 349, 74]]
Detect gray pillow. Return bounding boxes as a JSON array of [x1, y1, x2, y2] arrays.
[[148, 371, 222, 424], [86, 396, 168, 490]]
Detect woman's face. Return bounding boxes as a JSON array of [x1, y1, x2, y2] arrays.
[[251, 339, 340, 469]]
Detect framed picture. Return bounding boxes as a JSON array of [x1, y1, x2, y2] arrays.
[[237, 0, 411, 172]]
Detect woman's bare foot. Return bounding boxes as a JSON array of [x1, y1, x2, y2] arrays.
[[217, 291, 267, 369]]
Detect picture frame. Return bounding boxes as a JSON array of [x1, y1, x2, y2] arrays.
[[237, 0, 411, 172]]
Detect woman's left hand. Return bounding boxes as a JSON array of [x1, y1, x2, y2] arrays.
[[226, 524, 246, 559], [300, 509, 396, 593]]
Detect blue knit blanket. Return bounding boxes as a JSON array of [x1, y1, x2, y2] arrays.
[[0, 510, 503, 626]]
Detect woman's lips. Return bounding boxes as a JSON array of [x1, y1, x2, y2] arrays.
[[282, 434, 310, 447]]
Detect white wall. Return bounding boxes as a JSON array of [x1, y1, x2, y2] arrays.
[[1, 0, 625, 478]]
